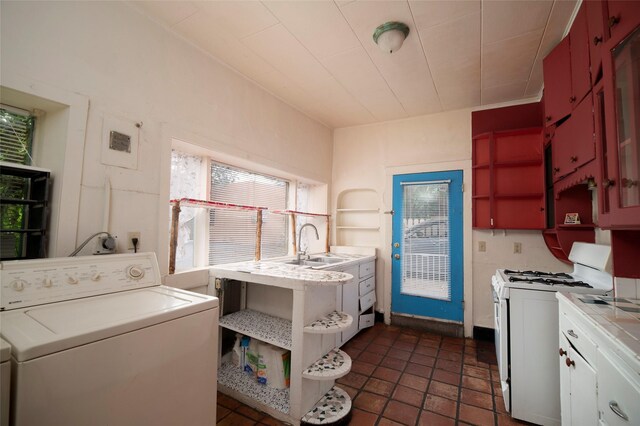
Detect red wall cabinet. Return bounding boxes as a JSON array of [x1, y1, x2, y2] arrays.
[[599, 24, 640, 229], [586, 0, 608, 84], [552, 93, 596, 182], [473, 129, 545, 230], [606, 1, 640, 46], [570, 4, 593, 106], [543, 37, 573, 126]]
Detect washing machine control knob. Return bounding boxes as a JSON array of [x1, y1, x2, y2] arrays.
[[67, 275, 79, 285], [11, 280, 26, 291], [43, 278, 53, 288], [127, 266, 144, 280], [91, 273, 102, 282]]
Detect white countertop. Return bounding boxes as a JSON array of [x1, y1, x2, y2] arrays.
[[209, 253, 375, 290], [557, 292, 640, 372]]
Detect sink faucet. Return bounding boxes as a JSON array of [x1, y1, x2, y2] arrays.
[[297, 223, 319, 261]]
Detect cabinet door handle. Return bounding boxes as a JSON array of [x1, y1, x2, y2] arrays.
[[569, 96, 576, 103], [570, 156, 578, 163], [593, 35, 603, 45], [559, 348, 567, 357], [609, 401, 629, 421], [567, 329, 578, 339], [565, 357, 575, 368], [608, 16, 620, 28], [603, 178, 616, 188], [546, 115, 552, 122]]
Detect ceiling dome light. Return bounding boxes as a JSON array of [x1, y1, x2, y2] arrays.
[[373, 22, 410, 53]]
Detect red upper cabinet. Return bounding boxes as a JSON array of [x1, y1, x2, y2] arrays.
[[586, 0, 607, 84], [606, 0, 640, 46], [600, 25, 640, 229], [472, 129, 545, 230], [570, 4, 592, 106], [552, 93, 596, 182], [543, 37, 573, 126]]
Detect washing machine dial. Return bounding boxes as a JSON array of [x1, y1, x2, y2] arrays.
[[11, 279, 26, 292], [43, 278, 53, 288], [67, 275, 79, 285], [91, 272, 102, 282], [127, 266, 145, 280]]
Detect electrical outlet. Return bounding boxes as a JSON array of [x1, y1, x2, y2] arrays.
[[514, 242, 522, 254], [127, 232, 140, 250], [478, 241, 486, 252]]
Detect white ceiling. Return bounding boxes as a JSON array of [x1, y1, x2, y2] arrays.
[[133, 0, 577, 129]]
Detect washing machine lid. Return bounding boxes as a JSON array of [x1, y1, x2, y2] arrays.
[[0, 286, 218, 362]]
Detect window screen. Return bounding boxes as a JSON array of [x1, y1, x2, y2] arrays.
[[209, 162, 288, 265]]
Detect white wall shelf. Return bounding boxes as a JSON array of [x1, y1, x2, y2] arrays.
[[303, 349, 351, 381], [219, 309, 292, 350], [335, 226, 380, 230], [335, 188, 380, 247]]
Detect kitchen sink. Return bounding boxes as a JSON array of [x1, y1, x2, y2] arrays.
[[308, 256, 344, 264], [284, 259, 326, 267]]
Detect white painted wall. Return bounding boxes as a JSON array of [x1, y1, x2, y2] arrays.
[[332, 108, 568, 334], [1, 1, 333, 271]]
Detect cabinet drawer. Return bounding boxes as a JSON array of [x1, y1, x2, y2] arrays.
[[359, 261, 374, 279], [559, 313, 596, 365], [359, 291, 376, 312], [359, 276, 375, 296], [359, 313, 374, 330], [597, 349, 640, 426]]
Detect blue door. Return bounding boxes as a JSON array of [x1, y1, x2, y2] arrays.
[[391, 171, 464, 322]]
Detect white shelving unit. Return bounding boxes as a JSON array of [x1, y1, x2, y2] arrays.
[[335, 189, 380, 247], [212, 267, 354, 425]]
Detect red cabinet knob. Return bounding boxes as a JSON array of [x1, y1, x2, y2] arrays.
[[553, 167, 560, 174], [559, 348, 567, 357], [569, 96, 576, 103], [546, 116, 552, 122], [566, 357, 575, 368], [603, 178, 616, 188], [570, 156, 578, 163], [593, 35, 603, 45], [608, 16, 620, 28]]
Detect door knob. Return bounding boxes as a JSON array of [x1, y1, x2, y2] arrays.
[[394, 254, 400, 260]]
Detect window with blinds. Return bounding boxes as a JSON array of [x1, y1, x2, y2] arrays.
[[209, 162, 289, 265], [1, 106, 35, 165]]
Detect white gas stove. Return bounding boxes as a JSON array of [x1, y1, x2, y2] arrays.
[[491, 242, 613, 426]]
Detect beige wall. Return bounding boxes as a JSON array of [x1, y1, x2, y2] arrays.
[[1, 1, 333, 272], [332, 108, 568, 335]]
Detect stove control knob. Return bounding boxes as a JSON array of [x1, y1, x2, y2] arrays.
[[67, 275, 79, 285], [91, 273, 102, 282], [43, 278, 53, 288], [127, 266, 144, 280], [11, 280, 26, 291]]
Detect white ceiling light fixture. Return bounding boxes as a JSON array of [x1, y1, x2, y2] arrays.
[[373, 22, 410, 54]]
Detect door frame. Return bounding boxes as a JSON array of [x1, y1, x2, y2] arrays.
[[383, 160, 473, 336]]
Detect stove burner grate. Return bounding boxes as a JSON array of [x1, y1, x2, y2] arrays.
[[503, 269, 573, 279], [508, 276, 593, 288]]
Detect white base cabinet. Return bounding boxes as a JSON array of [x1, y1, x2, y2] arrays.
[[333, 258, 376, 347], [557, 293, 640, 426]]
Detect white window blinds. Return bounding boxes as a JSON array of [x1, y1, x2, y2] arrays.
[[0, 106, 35, 165], [209, 162, 289, 265]]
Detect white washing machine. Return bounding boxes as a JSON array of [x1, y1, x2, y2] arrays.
[[0, 253, 219, 426], [1, 338, 10, 426]]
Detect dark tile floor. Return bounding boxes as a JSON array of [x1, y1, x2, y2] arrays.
[[216, 322, 529, 426]]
